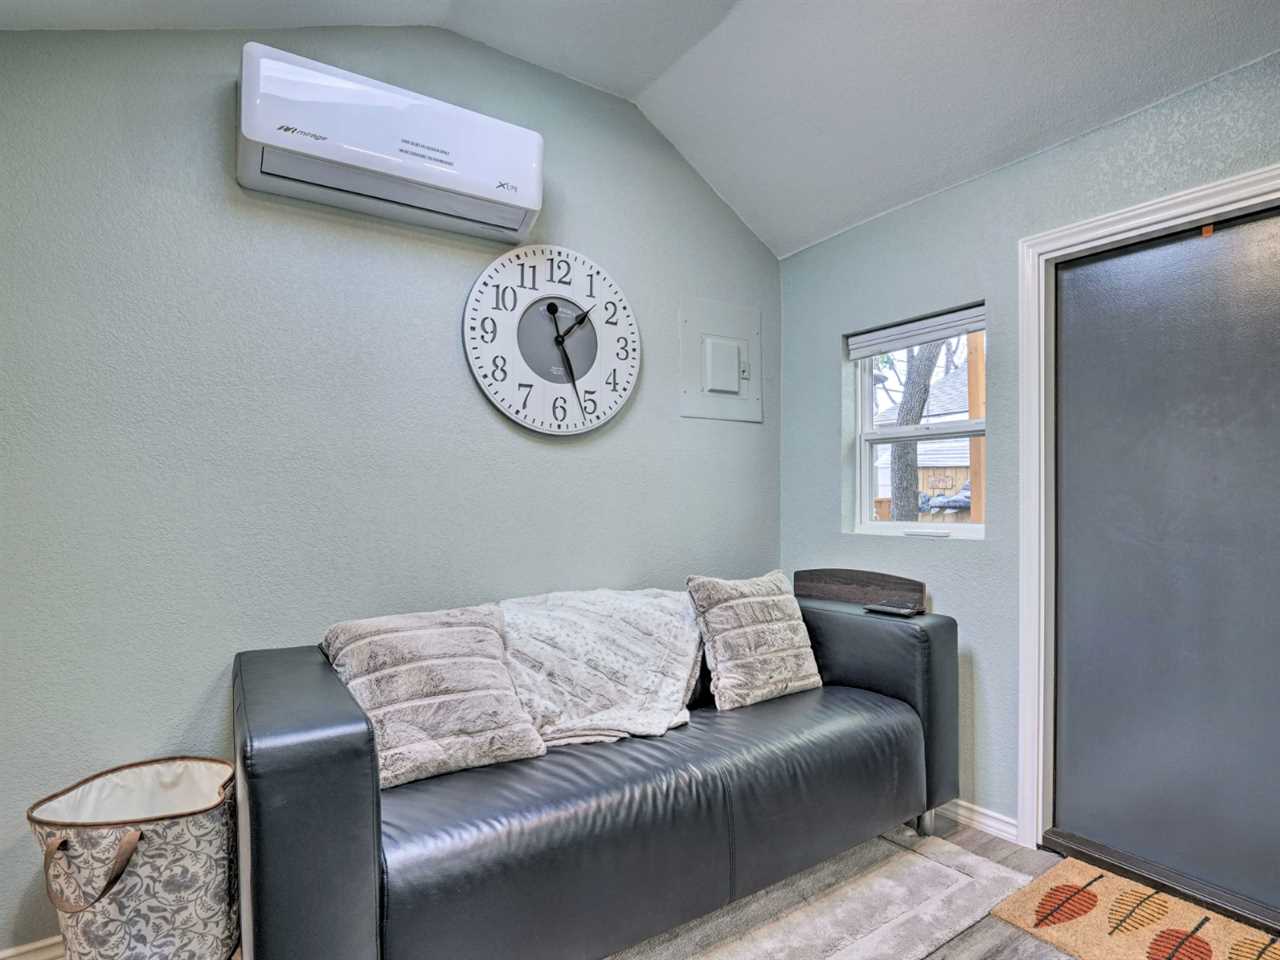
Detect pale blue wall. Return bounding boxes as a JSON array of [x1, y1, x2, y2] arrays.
[[0, 28, 780, 947], [6, 20, 1280, 953], [780, 51, 1280, 821]]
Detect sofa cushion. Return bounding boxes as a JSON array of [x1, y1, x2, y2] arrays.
[[701, 686, 927, 897], [687, 570, 823, 710], [323, 605, 545, 788], [378, 685, 926, 960]]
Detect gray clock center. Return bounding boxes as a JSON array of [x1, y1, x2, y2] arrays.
[[516, 296, 599, 384]]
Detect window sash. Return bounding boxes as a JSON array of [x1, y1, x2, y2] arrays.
[[850, 311, 986, 533], [863, 419, 986, 444], [855, 430, 988, 533]]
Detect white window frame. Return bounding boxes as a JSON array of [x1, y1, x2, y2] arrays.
[[845, 304, 986, 540]]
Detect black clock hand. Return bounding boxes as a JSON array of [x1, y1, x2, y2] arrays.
[[547, 303, 586, 420], [560, 304, 596, 340], [559, 342, 585, 420]]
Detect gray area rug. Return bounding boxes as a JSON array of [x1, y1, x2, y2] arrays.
[[609, 826, 1031, 960]]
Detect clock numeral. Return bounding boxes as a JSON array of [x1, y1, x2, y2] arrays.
[[552, 396, 568, 422], [606, 369, 620, 393], [583, 390, 598, 415], [491, 285, 517, 311], [491, 355, 508, 382], [615, 337, 630, 361], [479, 316, 497, 343], [603, 301, 618, 326], [545, 257, 572, 285], [586, 272, 596, 298], [517, 382, 533, 410], [517, 263, 537, 290]]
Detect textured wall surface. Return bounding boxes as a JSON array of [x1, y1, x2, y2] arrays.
[[0, 28, 780, 946], [781, 51, 1280, 821]]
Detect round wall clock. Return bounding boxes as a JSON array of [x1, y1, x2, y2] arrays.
[[462, 245, 640, 435]]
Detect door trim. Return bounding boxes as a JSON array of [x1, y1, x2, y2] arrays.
[[1016, 161, 1280, 848]]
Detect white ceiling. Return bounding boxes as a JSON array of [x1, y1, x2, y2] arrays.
[[6, 0, 1280, 257], [637, 0, 1280, 256], [0, 0, 446, 32], [0, 0, 736, 98], [445, 0, 739, 99]]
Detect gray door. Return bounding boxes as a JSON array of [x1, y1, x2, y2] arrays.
[[1054, 210, 1280, 921]]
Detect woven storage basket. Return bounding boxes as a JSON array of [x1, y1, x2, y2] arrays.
[[28, 757, 238, 960]]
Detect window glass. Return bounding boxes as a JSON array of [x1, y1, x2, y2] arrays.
[[869, 438, 983, 524], [869, 331, 982, 426], [848, 312, 986, 535]]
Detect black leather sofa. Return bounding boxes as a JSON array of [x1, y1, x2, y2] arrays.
[[232, 598, 958, 960]]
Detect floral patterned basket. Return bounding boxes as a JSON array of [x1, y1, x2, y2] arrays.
[[27, 757, 239, 960]]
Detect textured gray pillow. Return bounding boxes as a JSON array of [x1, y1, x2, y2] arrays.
[[323, 604, 545, 789], [686, 570, 822, 711]]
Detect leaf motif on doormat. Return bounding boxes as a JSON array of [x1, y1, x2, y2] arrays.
[[996, 860, 1280, 960], [1229, 936, 1280, 960], [1108, 888, 1172, 935], [1147, 917, 1213, 960], [1034, 875, 1104, 928]]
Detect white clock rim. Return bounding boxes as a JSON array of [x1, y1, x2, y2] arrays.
[[461, 244, 641, 437], [462, 247, 638, 435]]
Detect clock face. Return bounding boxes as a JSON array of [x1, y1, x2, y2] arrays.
[[462, 245, 640, 435]]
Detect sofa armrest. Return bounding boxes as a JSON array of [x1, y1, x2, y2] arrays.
[[233, 645, 381, 960], [799, 598, 959, 813]]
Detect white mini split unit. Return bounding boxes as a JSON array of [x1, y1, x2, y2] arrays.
[[237, 43, 543, 242]]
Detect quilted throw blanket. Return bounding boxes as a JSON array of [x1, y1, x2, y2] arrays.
[[501, 588, 703, 746]]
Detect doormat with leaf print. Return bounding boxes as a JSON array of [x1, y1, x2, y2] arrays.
[[994, 857, 1278, 960]]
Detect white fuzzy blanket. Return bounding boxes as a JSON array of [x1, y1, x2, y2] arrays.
[[501, 588, 703, 746]]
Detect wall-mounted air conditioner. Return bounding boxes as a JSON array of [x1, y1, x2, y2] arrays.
[[237, 43, 543, 242]]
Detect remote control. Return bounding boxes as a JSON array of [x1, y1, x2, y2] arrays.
[[864, 600, 923, 617]]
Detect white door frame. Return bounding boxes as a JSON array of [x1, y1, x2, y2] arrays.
[[1016, 161, 1280, 848]]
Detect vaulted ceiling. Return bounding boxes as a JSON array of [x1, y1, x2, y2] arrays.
[[636, 0, 1280, 256], [6, 0, 1279, 257], [0, 0, 734, 97]]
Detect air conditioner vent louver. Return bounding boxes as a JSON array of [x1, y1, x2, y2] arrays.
[[257, 148, 528, 232]]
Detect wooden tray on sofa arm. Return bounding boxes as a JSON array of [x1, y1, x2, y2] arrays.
[[793, 569, 925, 611]]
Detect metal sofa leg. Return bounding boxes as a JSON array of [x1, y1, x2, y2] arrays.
[[915, 810, 937, 837]]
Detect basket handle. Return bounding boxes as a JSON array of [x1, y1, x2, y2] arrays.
[[43, 830, 142, 915]]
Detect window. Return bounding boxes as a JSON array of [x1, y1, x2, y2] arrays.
[[845, 304, 986, 538]]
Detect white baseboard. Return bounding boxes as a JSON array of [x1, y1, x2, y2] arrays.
[[940, 799, 1022, 845], [0, 937, 63, 960]]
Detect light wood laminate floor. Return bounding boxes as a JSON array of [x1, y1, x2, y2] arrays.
[[224, 814, 1065, 960], [922, 813, 1070, 960]]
